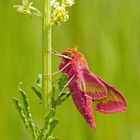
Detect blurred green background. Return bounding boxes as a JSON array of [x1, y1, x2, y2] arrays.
[[1, 0, 140, 139]]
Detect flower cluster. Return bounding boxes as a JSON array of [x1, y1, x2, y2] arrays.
[[14, 0, 75, 25], [13, 0, 42, 16], [51, 0, 75, 25]]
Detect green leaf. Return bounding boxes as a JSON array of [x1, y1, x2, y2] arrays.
[[52, 87, 56, 108], [45, 119, 59, 139], [48, 136, 58, 140], [49, 119, 59, 134], [18, 85, 38, 139], [38, 109, 56, 139], [36, 74, 42, 88], [31, 86, 42, 100], [45, 109, 56, 126], [58, 74, 68, 91], [48, 137, 58, 140], [13, 97, 30, 132], [52, 87, 59, 108], [49, 119, 59, 135], [53, 91, 70, 108], [59, 92, 71, 103]]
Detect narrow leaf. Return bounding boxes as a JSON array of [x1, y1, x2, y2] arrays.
[[18, 86, 38, 139], [60, 92, 71, 103], [36, 74, 42, 88], [48, 136, 58, 140], [45, 109, 56, 126], [38, 109, 56, 139], [52, 87, 59, 108], [58, 74, 68, 91], [31, 86, 42, 100], [13, 97, 30, 132], [45, 119, 59, 139], [53, 92, 71, 108]]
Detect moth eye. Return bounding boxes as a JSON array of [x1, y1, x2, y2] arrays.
[[67, 54, 72, 57], [67, 52, 74, 58]]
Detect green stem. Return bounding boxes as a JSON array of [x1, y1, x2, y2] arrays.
[[42, 0, 52, 118]]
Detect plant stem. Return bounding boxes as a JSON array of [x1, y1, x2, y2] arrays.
[[42, 0, 52, 118]]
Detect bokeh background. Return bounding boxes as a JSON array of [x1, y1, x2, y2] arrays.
[[1, 0, 140, 139]]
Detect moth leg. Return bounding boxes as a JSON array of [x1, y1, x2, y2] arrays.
[[59, 74, 75, 95], [51, 48, 59, 54], [51, 48, 72, 60], [48, 62, 71, 76]]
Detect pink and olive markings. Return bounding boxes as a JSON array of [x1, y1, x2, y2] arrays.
[[81, 69, 108, 99], [59, 48, 127, 131], [95, 77, 127, 114]]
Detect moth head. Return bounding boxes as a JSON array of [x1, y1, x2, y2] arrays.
[[61, 48, 79, 59], [60, 47, 89, 69]]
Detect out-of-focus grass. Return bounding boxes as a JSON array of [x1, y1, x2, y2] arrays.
[[0, 0, 140, 139]]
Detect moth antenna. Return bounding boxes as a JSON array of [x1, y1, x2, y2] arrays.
[[51, 50, 72, 60]]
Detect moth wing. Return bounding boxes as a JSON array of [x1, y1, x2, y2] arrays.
[[95, 77, 127, 114], [72, 92, 97, 131], [68, 77, 96, 131], [80, 69, 108, 100]]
